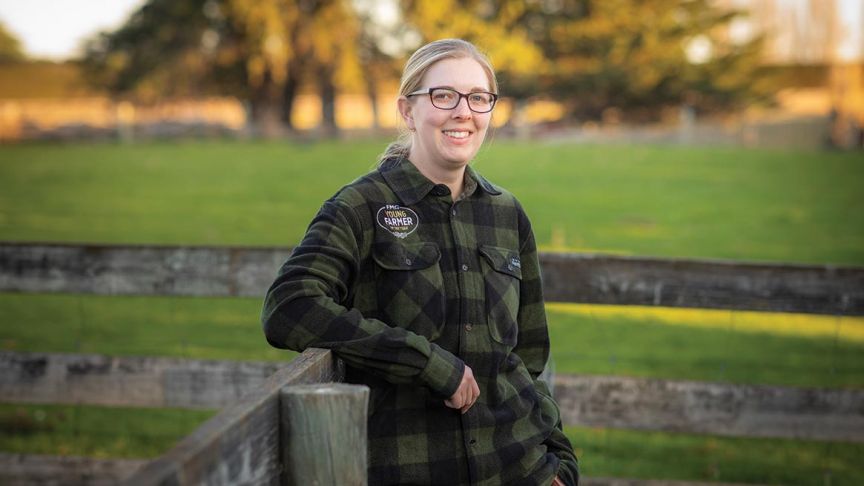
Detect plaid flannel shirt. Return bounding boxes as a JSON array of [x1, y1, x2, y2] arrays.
[[262, 157, 579, 485]]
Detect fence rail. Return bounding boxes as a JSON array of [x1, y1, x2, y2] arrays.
[[124, 348, 360, 485], [3, 350, 862, 443], [2, 242, 862, 315], [2, 242, 863, 484]]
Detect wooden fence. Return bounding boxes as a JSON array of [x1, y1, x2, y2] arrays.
[[1, 242, 863, 484], [1, 242, 861, 314]]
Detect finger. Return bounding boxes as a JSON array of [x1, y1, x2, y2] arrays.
[[460, 397, 474, 414]]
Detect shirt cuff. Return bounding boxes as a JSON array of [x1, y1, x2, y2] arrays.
[[420, 343, 465, 399]]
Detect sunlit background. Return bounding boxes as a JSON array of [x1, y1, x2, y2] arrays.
[[0, 0, 862, 142], [0, 1, 862, 485]]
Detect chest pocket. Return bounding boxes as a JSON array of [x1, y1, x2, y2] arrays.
[[478, 245, 522, 347], [372, 242, 445, 341]]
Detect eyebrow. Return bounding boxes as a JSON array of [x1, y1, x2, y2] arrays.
[[433, 85, 493, 92]]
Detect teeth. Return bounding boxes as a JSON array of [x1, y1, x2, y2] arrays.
[[443, 130, 469, 139]]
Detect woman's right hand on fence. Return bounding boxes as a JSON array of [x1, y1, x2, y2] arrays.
[[445, 365, 480, 414]]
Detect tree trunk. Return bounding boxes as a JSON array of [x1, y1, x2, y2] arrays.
[[280, 68, 300, 131], [318, 64, 338, 137], [249, 71, 285, 138]]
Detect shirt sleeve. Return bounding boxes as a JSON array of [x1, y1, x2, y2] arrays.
[[261, 198, 465, 399], [513, 205, 580, 485]]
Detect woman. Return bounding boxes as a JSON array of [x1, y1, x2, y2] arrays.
[[262, 38, 579, 485]]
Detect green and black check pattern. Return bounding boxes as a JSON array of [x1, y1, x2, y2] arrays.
[[262, 157, 579, 485]]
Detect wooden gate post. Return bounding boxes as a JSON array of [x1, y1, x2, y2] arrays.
[[280, 383, 369, 485]]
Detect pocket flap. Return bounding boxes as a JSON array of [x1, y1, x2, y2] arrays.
[[478, 245, 523, 279], [373, 242, 441, 270]]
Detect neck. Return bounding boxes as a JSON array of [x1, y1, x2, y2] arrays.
[[408, 154, 466, 201]]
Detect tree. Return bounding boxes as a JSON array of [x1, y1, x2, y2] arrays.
[[0, 20, 26, 63], [401, 0, 771, 122], [401, 0, 548, 99], [530, 0, 770, 120], [81, 0, 365, 136]]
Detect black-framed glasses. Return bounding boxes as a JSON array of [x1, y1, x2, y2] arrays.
[[406, 87, 499, 113]]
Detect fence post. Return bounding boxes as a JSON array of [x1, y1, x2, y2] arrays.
[[280, 383, 369, 485]]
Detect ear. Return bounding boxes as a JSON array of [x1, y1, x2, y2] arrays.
[[397, 97, 415, 131]]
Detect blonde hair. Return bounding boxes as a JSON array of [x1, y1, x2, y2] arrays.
[[378, 39, 498, 165]]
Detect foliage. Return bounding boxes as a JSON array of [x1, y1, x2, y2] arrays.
[[401, 0, 548, 100], [0, 20, 25, 63], [80, 0, 242, 101], [80, 0, 363, 132], [78, 0, 777, 126], [402, 0, 773, 120]]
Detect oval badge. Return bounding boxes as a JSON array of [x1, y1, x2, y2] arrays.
[[376, 205, 419, 239]]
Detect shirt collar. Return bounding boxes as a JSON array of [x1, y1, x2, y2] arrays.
[[379, 157, 502, 206]]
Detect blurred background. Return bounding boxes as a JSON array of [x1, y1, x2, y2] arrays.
[[0, 0, 862, 145], [0, 0, 863, 485]]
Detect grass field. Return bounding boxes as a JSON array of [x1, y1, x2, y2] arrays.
[[2, 293, 862, 389], [0, 140, 862, 264], [1, 140, 862, 483], [0, 403, 212, 458], [2, 403, 862, 486]]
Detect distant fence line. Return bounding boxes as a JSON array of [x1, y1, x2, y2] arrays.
[[0, 95, 402, 142], [1, 242, 861, 315], [0, 96, 846, 149]]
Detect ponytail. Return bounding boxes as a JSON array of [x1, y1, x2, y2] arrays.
[[377, 135, 411, 166]]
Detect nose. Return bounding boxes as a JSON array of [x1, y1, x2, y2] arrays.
[[452, 95, 472, 118]]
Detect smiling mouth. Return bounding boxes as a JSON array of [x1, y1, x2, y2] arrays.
[[443, 130, 471, 139]]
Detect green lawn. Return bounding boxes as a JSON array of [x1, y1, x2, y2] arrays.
[[2, 140, 862, 483], [2, 403, 862, 485], [0, 141, 861, 264], [0, 403, 213, 459], [2, 293, 861, 389], [566, 425, 864, 485]]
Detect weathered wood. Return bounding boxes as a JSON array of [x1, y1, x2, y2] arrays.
[[0, 351, 281, 409], [2, 242, 862, 315], [0, 453, 147, 486], [554, 374, 864, 443], [540, 252, 864, 315], [280, 383, 369, 486], [124, 348, 342, 486], [0, 242, 291, 298], [4, 350, 862, 443]]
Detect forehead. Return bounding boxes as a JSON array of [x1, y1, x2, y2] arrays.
[[421, 57, 491, 91]]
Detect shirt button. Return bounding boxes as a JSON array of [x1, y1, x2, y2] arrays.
[[465, 323, 473, 331], [451, 209, 457, 216], [469, 439, 477, 445], [461, 264, 469, 271], [405, 258, 412, 266]]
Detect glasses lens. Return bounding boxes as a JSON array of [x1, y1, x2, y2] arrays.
[[468, 93, 495, 113], [430, 89, 459, 109], [428, 88, 496, 112]]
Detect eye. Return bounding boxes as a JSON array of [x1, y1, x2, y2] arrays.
[[469, 93, 492, 105], [431, 89, 456, 102]]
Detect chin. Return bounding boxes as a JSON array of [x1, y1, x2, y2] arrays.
[[440, 148, 480, 167]]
